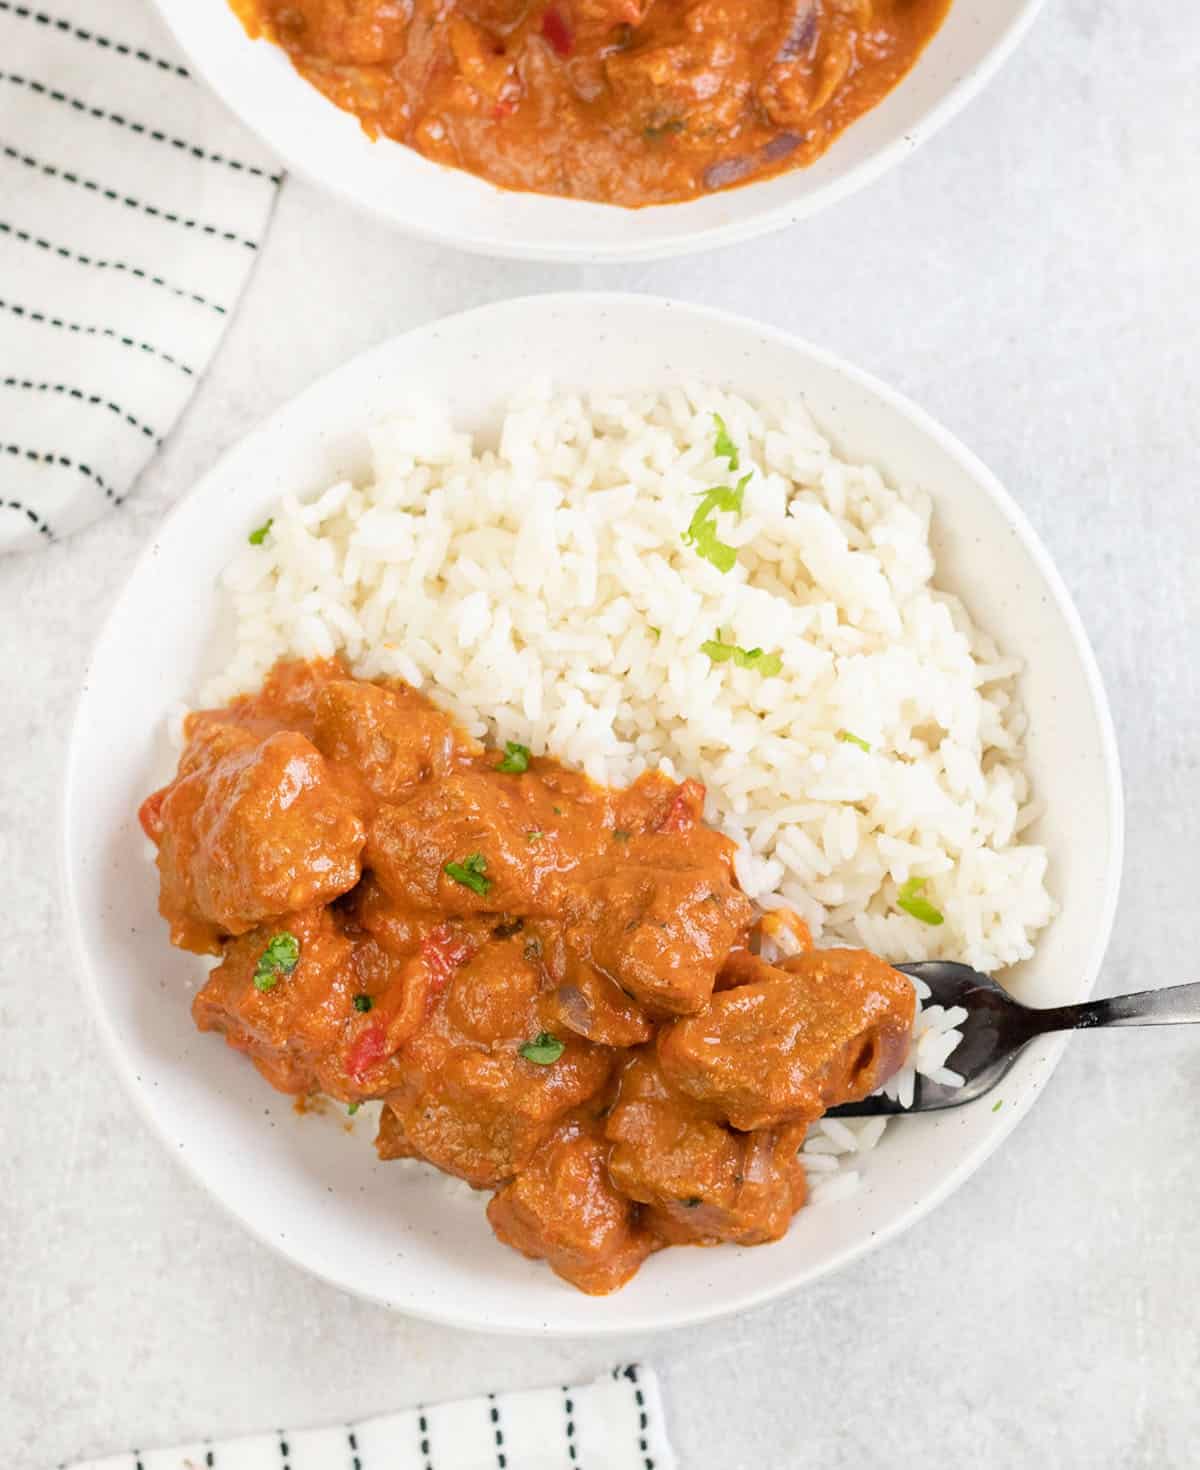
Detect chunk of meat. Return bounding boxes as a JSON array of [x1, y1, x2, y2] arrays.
[[144, 723, 366, 952], [605, 1054, 806, 1246], [366, 764, 607, 914], [569, 868, 753, 1017], [603, 10, 749, 138], [375, 1099, 417, 1159], [228, 657, 351, 739], [313, 677, 480, 800], [193, 907, 356, 1094], [382, 937, 613, 1186], [657, 947, 916, 1130], [487, 1116, 655, 1293], [193, 909, 445, 1099], [341, 870, 427, 956], [574, 0, 649, 29], [269, 0, 412, 63], [547, 960, 654, 1048], [447, 15, 520, 108]]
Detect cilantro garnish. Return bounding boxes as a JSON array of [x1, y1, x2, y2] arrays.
[[712, 412, 739, 471], [701, 635, 782, 677], [896, 877, 944, 926], [252, 932, 300, 992], [444, 852, 492, 897], [682, 473, 750, 573], [497, 741, 531, 774], [519, 1032, 564, 1065]]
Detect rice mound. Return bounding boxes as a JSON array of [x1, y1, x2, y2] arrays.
[[207, 380, 1054, 990]]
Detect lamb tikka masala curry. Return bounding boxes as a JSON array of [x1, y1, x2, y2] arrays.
[[141, 658, 915, 1293], [230, 0, 952, 204]]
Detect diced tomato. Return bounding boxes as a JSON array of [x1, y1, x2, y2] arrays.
[[138, 787, 166, 841], [421, 923, 476, 999], [492, 97, 518, 120], [656, 779, 706, 834], [540, 7, 574, 57], [347, 1021, 388, 1079]]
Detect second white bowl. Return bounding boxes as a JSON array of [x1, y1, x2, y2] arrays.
[[152, 0, 1045, 262]]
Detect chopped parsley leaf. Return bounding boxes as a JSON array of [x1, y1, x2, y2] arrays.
[[353, 994, 373, 1013], [347, 1102, 361, 1116], [712, 412, 739, 471], [496, 740, 531, 774], [682, 473, 750, 573], [701, 635, 782, 677], [526, 829, 544, 843], [519, 1032, 565, 1065], [836, 729, 871, 753], [253, 931, 300, 992], [444, 852, 492, 896], [896, 877, 944, 926], [612, 829, 632, 843], [992, 1099, 1003, 1112], [248, 518, 274, 546]]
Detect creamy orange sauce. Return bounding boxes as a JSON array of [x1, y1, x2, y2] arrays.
[[232, 0, 952, 205], [141, 658, 915, 1291]]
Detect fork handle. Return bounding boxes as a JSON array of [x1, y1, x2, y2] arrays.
[[1031, 981, 1200, 1031]]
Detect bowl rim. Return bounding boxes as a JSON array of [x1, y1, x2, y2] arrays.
[[150, 0, 1048, 263], [60, 292, 1124, 1332]]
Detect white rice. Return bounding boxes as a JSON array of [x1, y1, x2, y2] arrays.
[[201, 381, 1056, 1198]]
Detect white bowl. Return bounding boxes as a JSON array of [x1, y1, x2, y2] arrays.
[[152, 0, 1045, 262], [62, 294, 1121, 1335]]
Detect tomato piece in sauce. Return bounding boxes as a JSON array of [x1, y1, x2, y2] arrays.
[[540, 7, 574, 58], [421, 923, 476, 998], [346, 1020, 388, 1078], [657, 779, 705, 834]]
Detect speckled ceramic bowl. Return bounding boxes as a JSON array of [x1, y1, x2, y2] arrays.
[[62, 295, 1121, 1333], [150, 0, 1045, 261]]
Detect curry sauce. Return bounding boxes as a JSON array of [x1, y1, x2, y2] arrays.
[[232, 0, 952, 205], [141, 658, 915, 1293]]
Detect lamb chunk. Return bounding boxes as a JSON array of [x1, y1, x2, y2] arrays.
[[142, 723, 365, 952], [192, 906, 357, 1095], [193, 909, 440, 1100], [569, 868, 753, 1016], [658, 947, 916, 1130], [605, 1054, 806, 1246], [381, 938, 612, 1187], [487, 1116, 655, 1293], [312, 678, 479, 800], [270, 0, 411, 64]]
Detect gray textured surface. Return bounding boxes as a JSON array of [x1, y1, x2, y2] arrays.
[[3, 3, 1200, 1466]]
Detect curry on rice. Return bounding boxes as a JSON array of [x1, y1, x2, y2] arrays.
[[141, 657, 917, 1293], [230, 0, 952, 204]]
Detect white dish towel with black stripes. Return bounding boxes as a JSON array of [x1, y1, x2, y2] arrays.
[[62, 1364, 676, 1470], [0, 0, 280, 552]]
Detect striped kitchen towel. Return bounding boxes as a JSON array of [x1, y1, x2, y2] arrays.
[[62, 1364, 677, 1470], [0, 0, 281, 552]]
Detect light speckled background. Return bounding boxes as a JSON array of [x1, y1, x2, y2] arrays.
[[4, 3, 1200, 1467]]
